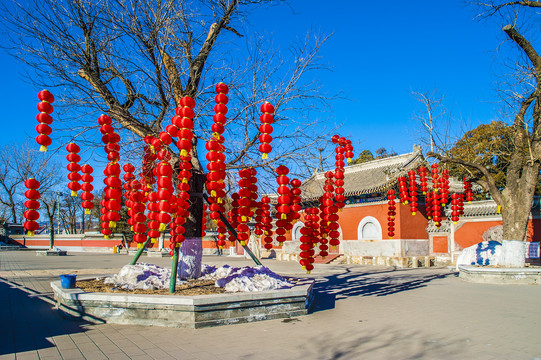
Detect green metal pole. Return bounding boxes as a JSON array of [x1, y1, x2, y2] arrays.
[[202, 194, 262, 266], [169, 246, 180, 293], [129, 237, 151, 265]]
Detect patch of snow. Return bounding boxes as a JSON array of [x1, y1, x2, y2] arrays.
[[104, 263, 182, 290], [498, 240, 526, 267], [456, 241, 502, 270], [104, 263, 293, 293], [203, 265, 294, 292]]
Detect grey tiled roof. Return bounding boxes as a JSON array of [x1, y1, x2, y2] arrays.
[[300, 148, 425, 200], [444, 200, 499, 218]]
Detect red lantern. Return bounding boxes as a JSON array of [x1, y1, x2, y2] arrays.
[[35, 90, 54, 152], [425, 191, 434, 219], [418, 166, 428, 194], [259, 102, 275, 159], [299, 207, 318, 274], [464, 177, 473, 203], [23, 178, 41, 236], [80, 164, 95, 214], [236, 168, 253, 246], [387, 189, 396, 238], [407, 170, 418, 215], [450, 193, 460, 223], [397, 176, 409, 204], [275, 165, 291, 245], [66, 143, 81, 196]]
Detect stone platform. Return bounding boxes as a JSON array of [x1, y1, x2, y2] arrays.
[[36, 249, 67, 256], [459, 265, 541, 284], [51, 277, 314, 328]]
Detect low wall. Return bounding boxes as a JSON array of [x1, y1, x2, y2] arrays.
[[342, 239, 429, 257], [51, 277, 314, 328]]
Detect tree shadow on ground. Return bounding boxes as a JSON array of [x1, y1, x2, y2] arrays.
[[310, 268, 452, 313], [0, 277, 89, 355]]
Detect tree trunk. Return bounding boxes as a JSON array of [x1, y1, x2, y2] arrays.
[[178, 170, 205, 279], [500, 162, 540, 241]]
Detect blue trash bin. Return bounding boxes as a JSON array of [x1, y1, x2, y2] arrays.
[[59, 274, 77, 289]]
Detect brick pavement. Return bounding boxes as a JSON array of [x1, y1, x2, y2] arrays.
[[1, 251, 540, 359]]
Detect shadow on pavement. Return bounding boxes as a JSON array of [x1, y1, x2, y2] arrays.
[[310, 268, 451, 313], [0, 277, 89, 355]]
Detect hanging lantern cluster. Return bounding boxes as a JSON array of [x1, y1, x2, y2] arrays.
[[464, 178, 473, 203], [425, 191, 434, 219], [102, 163, 122, 237], [66, 143, 81, 197], [387, 189, 396, 238], [317, 196, 329, 258], [259, 102, 275, 159], [431, 188, 442, 227], [320, 171, 336, 256], [343, 139, 355, 162], [36, 90, 54, 152], [458, 193, 465, 216], [141, 137, 157, 190], [397, 176, 409, 204], [237, 168, 253, 246], [212, 83, 228, 140], [408, 170, 418, 215], [299, 207, 318, 273], [431, 163, 439, 193], [450, 193, 460, 223], [156, 150, 173, 232], [418, 166, 428, 194], [439, 168, 450, 207], [275, 165, 291, 245], [260, 196, 274, 250], [228, 193, 240, 245], [100, 115, 121, 163], [290, 179, 302, 221], [123, 164, 136, 230], [146, 190, 161, 243], [130, 180, 148, 246], [172, 96, 196, 251], [80, 164, 95, 214], [23, 178, 41, 236], [331, 137, 347, 211]]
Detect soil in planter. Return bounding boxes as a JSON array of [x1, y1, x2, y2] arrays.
[[77, 279, 226, 296]]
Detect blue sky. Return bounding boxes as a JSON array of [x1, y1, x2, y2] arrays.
[[0, 0, 506, 157]]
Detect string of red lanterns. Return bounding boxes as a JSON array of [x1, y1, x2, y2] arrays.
[[260, 196, 274, 250], [275, 165, 291, 246], [80, 164, 95, 215], [36, 90, 54, 152], [407, 170, 418, 215], [387, 189, 396, 238], [259, 102, 274, 159], [23, 178, 41, 236], [66, 143, 82, 197]]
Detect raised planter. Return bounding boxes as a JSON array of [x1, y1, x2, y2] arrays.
[[458, 265, 541, 285], [51, 277, 314, 328]]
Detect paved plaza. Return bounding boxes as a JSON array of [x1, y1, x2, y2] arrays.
[[0, 251, 540, 360]]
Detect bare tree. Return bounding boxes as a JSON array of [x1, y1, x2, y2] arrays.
[[428, 2, 541, 243], [0, 142, 63, 223], [1, 0, 338, 242], [411, 89, 454, 154]]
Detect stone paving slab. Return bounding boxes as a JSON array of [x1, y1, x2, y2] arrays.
[[1, 251, 541, 359]]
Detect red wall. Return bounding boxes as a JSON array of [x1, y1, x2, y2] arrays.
[[433, 236, 448, 253]]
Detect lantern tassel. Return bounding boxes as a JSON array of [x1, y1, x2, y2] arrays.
[[137, 243, 143, 249], [240, 241, 246, 246], [109, 221, 116, 228], [104, 235, 109, 239], [84, 209, 90, 215], [281, 214, 287, 220], [39, 145, 47, 152], [28, 231, 34, 237], [151, 238, 157, 244], [306, 270, 311, 274], [262, 153, 268, 159], [71, 190, 77, 197], [180, 149, 188, 156], [159, 223, 166, 231]]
